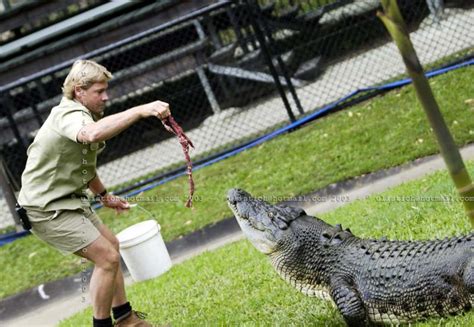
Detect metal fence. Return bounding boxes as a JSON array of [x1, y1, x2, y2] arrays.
[[1, 0, 474, 228]]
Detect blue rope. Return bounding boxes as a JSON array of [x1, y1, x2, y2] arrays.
[[0, 230, 30, 246]]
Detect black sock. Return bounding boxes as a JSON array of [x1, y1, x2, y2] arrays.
[[112, 301, 132, 321], [93, 316, 112, 327]]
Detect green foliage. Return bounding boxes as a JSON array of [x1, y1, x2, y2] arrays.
[[60, 164, 474, 326]]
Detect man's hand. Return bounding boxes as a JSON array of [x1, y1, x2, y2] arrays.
[[100, 194, 130, 214], [140, 100, 170, 120]]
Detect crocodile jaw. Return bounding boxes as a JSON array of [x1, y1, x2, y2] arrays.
[[227, 191, 277, 254]]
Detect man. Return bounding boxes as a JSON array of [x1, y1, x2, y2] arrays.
[[18, 60, 169, 327]]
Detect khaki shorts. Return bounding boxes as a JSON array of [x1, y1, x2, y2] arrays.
[[27, 207, 103, 255]]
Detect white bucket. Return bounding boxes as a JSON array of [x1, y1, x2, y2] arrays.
[[117, 220, 172, 282]]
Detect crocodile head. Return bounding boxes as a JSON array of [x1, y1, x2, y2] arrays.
[[227, 188, 305, 254]]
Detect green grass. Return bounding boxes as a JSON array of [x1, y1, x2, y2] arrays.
[[59, 161, 474, 326], [1, 65, 474, 300], [108, 120, 288, 193], [0, 225, 16, 235]]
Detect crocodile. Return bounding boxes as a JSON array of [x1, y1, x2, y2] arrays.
[[227, 188, 473, 326]]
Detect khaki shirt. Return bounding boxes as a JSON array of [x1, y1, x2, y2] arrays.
[[18, 97, 105, 217]]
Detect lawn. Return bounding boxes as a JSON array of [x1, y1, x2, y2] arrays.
[[0, 65, 473, 300], [59, 159, 474, 326]]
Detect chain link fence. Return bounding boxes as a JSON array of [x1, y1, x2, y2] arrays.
[[1, 0, 473, 228]]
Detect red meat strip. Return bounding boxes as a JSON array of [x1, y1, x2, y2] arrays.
[[161, 116, 195, 208]]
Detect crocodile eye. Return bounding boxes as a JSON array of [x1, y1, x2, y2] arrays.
[[331, 234, 343, 245], [322, 232, 331, 239]]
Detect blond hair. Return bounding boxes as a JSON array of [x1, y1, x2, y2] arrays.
[[62, 60, 113, 99]]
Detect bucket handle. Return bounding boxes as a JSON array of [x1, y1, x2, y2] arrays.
[[130, 204, 156, 219]]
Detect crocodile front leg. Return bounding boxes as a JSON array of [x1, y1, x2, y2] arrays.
[[330, 276, 370, 327]]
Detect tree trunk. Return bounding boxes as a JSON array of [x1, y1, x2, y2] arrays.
[[378, 0, 474, 227]]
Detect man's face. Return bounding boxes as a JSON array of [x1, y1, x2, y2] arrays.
[[75, 81, 109, 115]]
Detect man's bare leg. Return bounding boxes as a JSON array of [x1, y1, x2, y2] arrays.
[[98, 224, 127, 306], [111, 263, 127, 307], [91, 224, 153, 326], [75, 235, 120, 319]]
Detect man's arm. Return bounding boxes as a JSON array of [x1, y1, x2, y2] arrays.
[[89, 175, 130, 214], [88, 174, 108, 196], [77, 100, 170, 143]]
